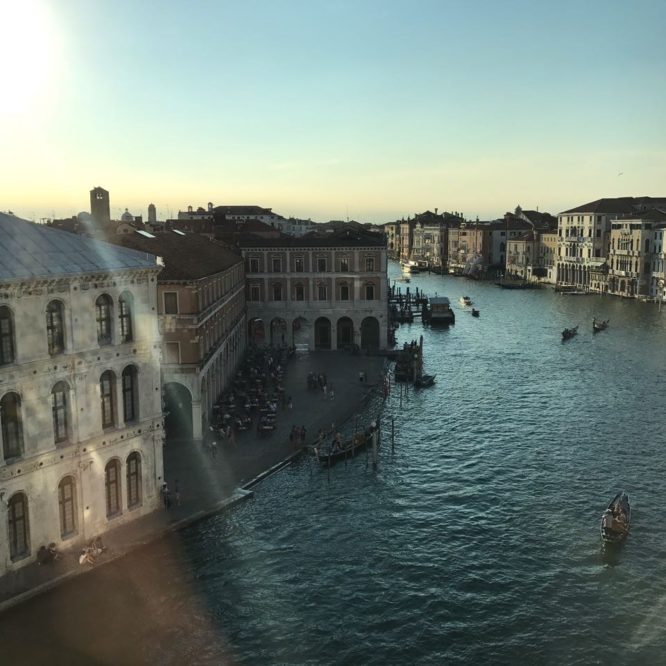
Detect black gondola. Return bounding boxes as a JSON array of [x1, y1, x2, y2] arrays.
[[593, 318, 609, 333], [562, 325, 578, 341], [314, 422, 378, 467], [601, 491, 630, 543]]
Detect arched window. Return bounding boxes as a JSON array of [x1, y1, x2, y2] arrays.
[[96, 294, 113, 345], [58, 476, 77, 537], [46, 300, 65, 355], [1, 392, 23, 459], [365, 283, 375, 300], [100, 371, 116, 429], [118, 292, 133, 343], [52, 381, 69, 445], [126, 452, 142, 508], [0, 306, 15, 365], [339, 283, 350, 301], [317, 283, 327, 301], [122, 366, 138, 423], [8, 492, 30, 560], [294, 283, 305, 301], [105, 459, 121, 518]]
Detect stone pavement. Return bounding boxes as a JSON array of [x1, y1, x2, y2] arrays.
[[0, 350, 387, 613]]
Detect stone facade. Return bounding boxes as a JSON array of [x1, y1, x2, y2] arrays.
[[0, 217, 164, 575], [239, 229, 388, 352]]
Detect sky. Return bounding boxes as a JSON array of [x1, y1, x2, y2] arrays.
[[1, 0, 665, 224]]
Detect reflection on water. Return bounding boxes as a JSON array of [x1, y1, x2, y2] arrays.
[[2, 266, 666, 665]]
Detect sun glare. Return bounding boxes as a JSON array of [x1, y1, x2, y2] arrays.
[[0, 0, 60, 115]]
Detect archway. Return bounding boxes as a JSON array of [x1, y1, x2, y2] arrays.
[[314, 317, 331, 350], [292, 317, 309, 350], [163, 382, 193, 439], [360, 317, 380, 352], [248, 318, 265, 346], [336, 317, 354, 349], [270, 317, 287, 347]]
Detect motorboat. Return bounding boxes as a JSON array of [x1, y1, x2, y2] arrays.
[[601, 492, 630, 543], [425, 297, 455, 325], [459, 296, 472, 306], [414, 374, 436, 388]]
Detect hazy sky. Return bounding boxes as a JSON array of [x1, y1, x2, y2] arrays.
[[1, 0, 665, 223]]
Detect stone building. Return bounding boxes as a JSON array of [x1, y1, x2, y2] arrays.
[[238, 226, 388, 352], [116, 230, 246, 440], [0, 214, 164, 575]]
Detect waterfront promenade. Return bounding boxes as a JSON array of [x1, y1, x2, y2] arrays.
[[0, 350, 387, 613]]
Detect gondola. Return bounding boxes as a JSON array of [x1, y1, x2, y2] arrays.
[[314, 422, 378, 467], [562, 325, 578, 341], [601, 491, 630, 543], [593, 318, 609, 333]]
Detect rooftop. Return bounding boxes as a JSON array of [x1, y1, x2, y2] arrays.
[[0, 213, 158, 282]]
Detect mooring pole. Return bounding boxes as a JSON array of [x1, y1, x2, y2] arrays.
[[372, 429, 378, 470], [391, 416, 395, 453]]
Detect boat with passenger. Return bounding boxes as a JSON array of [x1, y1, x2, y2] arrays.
[[314, 421, 379, 467], [593, 318, 609, 333], [471, 308, 480, 317], [601, 491, 630, 543], [414, 374, 436, 388], [562, 326, 578, 341], [459, 296, 472, 306]]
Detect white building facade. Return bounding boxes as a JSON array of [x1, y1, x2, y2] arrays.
[[0, 215, 164, 575]]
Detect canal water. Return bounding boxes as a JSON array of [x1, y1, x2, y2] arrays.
[[3, 264, 666, 665]]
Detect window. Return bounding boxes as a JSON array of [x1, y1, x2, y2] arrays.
[[340, 284, 350, 301], [105, 459, 121, 518], [248, 257, 260, 273], [96, 294, 113, 345], [126, 452, 142, 508], [122, 366, 138, 422], [340, 257, 349, 272], [294, 257, 304, 272], [365, 257, 375, 271], [295, 284, 305, 301], [272, 284, 282, 301], [317, 283, 327, 301], [249, 284, 261, 302], [1, 392, 23, 459], [58, 476, 77, 537], [118, 293, 133, 343], [46, 300, 65, 355], [52, 382, 69, 445], [8, 493, 30, 560], [317, 257, 327, 272], [165, 342, 180, 364], [100, 370, 116, 429], [164, 292, 178, 314], [272, 257, 282, 272], [365, 284, 375, 300], [0, 306, 15, 365]]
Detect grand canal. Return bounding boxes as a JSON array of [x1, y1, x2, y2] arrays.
[[3, 265, 666, 665]]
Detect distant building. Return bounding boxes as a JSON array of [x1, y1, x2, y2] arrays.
[[148, 204, 156, 224], [556, 197, 666, 292], [90, 186, 110, 227], [238, 225, 388, 352], [0, 213, 164, 576]]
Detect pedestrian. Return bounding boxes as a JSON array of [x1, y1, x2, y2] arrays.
[[323, 383, 327, 398], [287, 396, 293, 410], [174, 480, 181, 506], [229, 428, 236, 448], [329, 383, 335, 400], [210, 440, 218, 458], [161, 482, 171, 510], [301, 425, 307, 445]]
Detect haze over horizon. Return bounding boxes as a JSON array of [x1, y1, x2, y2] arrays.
[[2, 0, 665, 224]]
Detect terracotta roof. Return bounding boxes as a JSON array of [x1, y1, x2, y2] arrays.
[[238, 226, 385, 248], [115, 230, 242, 280]]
